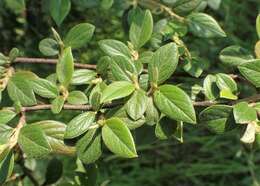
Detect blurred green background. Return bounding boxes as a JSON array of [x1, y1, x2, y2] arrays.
[[1, 0, 260, 185]]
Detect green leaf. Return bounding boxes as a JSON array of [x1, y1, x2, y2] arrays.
[[0, 53, 9, 65], [99, 39, 132, 59], [126, 89, 148, 121], [182, 57, 206, 78], [148, 43, 179, 85], [187, 13, 226, 38], [145, 97, 159, 126], [64, 112, 96, 139], [203, 75, 219, 100], [44, 158, 63, 185], [257, 14, 260, 39], [76, 129, 102, 164], [51, 96, 65, 114], [64, 23, 95, 49], [238, 59, 260, 87], [110, 55, 136, 82], [233, 102, 257, 124], [89, 83, 106, 111], [216, 73, 237, 100], [199, 105, 236, 134], [57, 47, 74, 87], [7, 76, 37, 106], [219, 45, 253, 66], [39, 38, 59, 56], [30, 120, 75, 155], [155, 117, 178, 140], [130, 9, 153, 49], [154, 85, 196, 124], [0, 109, 16, 125], [67, 91, 88, 105], [173, 0, 203, 14], [100, 81, 135, 103], [102, 117, 137, 158], [31, 78, 59, 98], [71, 69, 97, 85], [240, 122, 256, 144], [9, 48, 19, 62], [0, 125, 13, 144], [0, 151, 14, 184], [50, 0, 71, 26], [18, 125, 52, 158], [101, 0, 114, 9]]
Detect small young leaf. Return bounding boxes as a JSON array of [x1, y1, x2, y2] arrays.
[[51, 96, 65, 114], [199, 105, 236, 134], [64, 112, 96, 139], [18, 125, 52, 158], [126, 89, 148, 121], [31, 78, 59, 98], [233, 102, 257, 124], [71, 69, 97, 85], [145, 97, 159, 126], [39, 38, 59, 56], [219, 45, 253, 66], [99, 39, 132, 59], [76, 129, 102, 164], [0, 109, 16, 125], [154, 85, 196, 124], [67, 91, 88, 105], [148, 43, 179, 85], [130, 9, 153, 49], [216, 73, 237, 100], [50, 0, 71, 26], [57, 47, 74, 87], [100, 81, 135, 103], [102, 117, 137, 158], [188, 13, 226, 38], [64, 23, 95, 49]]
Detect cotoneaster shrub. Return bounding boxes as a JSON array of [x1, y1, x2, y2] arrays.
[[0, 0, 260, 185]]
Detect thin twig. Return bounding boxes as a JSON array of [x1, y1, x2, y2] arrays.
[[14, 57, 97, 70]]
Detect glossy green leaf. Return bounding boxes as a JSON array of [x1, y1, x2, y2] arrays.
[[238, 59, 260, 87], [0, 151, 14, 184], [30, 120, 75, 155], [219, 45, 253, 66], [76, 129, 102, 164], [148, 43, 179, 85], [130, 9, 153, 49], [99, 39, 131, 59], [44, 158, 63, 185], [31, 78, 59, 98], [188, 13, 226, 38], [100, 81, 135, 103], [126, 89, 148, 121], [102, 117, 137, 158], [154, 85, 196, 124], [51, 96, 65, 114], [64, 23, 95, 49], [216, 73, 237, 100], [0, 109, 16, 125], [7, 76, 37, 106], [67, 91, 88, 105], [64, 112, 96, 139], [57, 47, 74, 87], [203, 74, 219, 100], [39, 38, 59, 56], [71, 69, 97, 85], [50, 0, 71, 26], [18, 125, 52, 158], [199, 105, 236, 134], [233, 102, 257, 124], [173, 0, 203, 14], [155, 117, 178, 140]]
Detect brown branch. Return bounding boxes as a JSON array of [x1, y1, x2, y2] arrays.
[[14, 57, 97, 70]]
